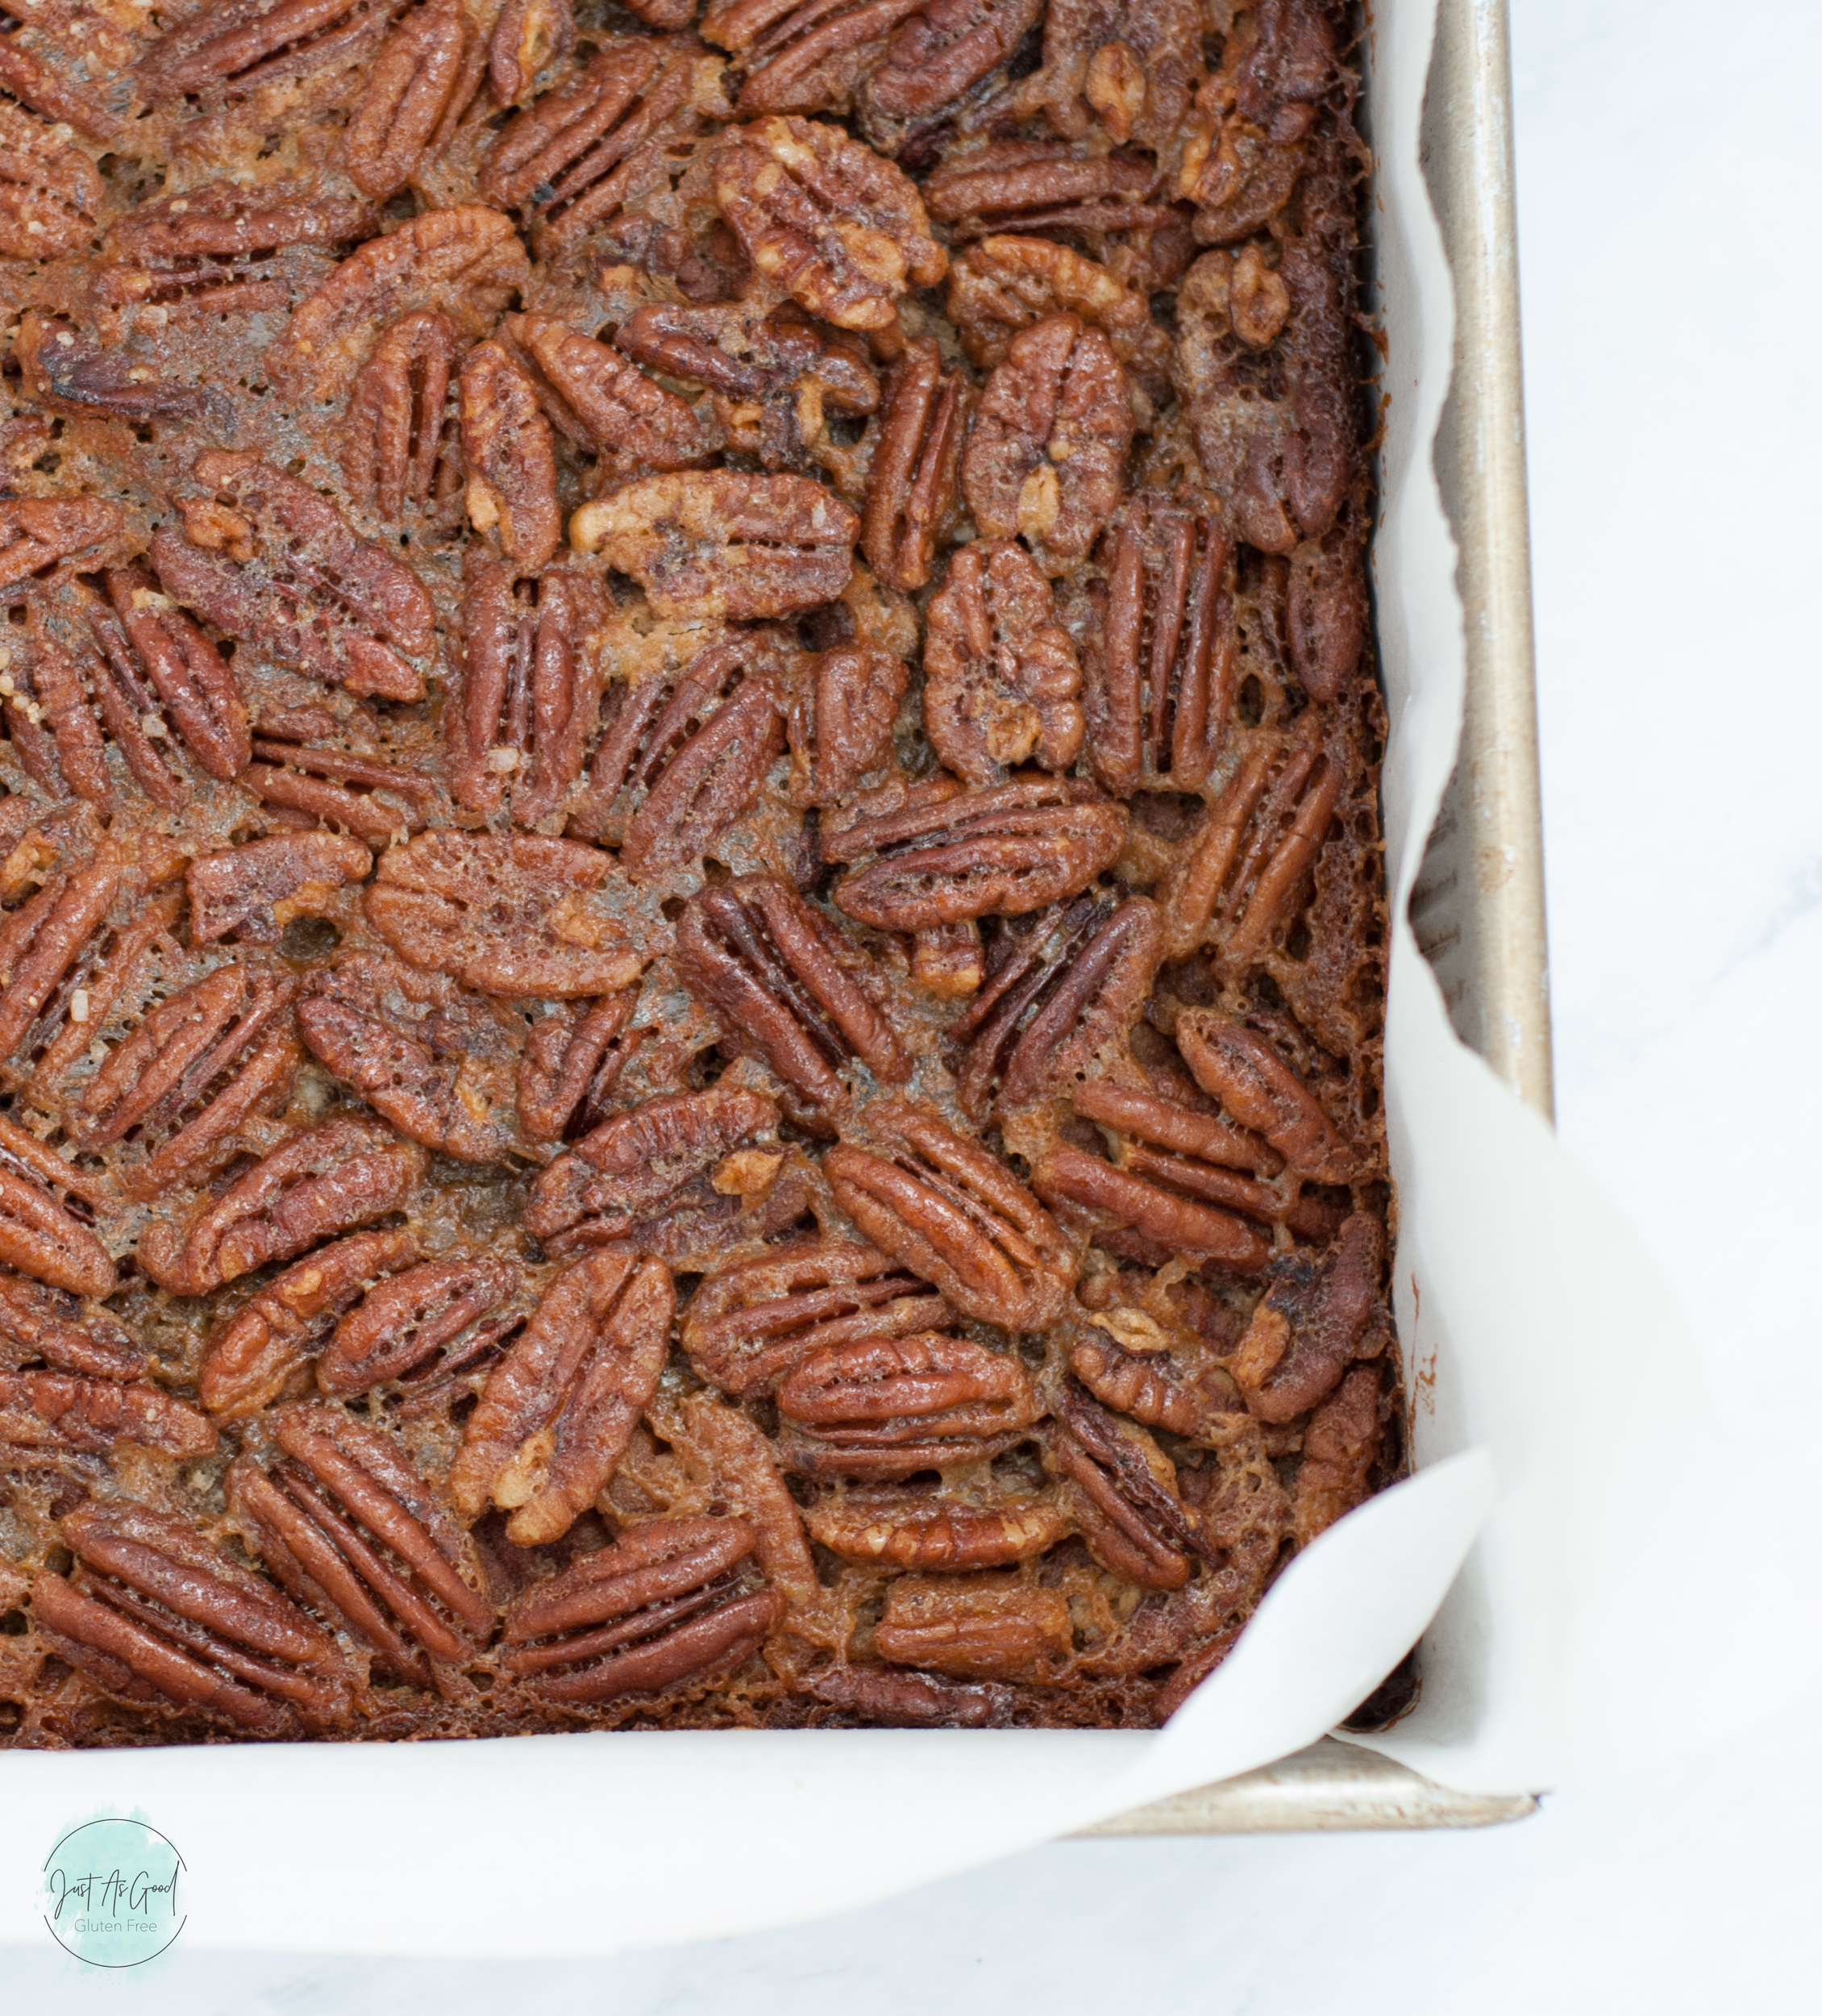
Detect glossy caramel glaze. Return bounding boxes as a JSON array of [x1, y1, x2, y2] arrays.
[[0, 0, 1398, 1744]]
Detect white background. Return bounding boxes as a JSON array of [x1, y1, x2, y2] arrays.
[[15, 0, 1822, 2006]]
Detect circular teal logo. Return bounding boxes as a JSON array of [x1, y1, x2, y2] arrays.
[[41, 1816, 185, 1968]]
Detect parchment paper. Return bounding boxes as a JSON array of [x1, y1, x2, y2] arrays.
[[1, 0, 1816, 1958]]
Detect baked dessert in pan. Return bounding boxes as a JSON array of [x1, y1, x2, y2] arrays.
[[0, 0, 1397, 1743]]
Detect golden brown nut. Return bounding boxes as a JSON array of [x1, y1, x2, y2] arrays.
[[709, 117, 946, 330]]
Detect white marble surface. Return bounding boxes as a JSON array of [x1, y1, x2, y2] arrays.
[[13, 1, 1821, 2006]]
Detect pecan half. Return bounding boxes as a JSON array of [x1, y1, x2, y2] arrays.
[[859, 0, 1046, 136], [448, 1248, 674, 1544], [1292, 1364, 1382, 1544], [1047, 1378, 1213, 1589], [98, 565, 252, 783], [961, 313, 1132, 576], [230, 1406, 493, 1688], [3, 619, 164, 818], [189, 833, 373, 946], [343, 310, 461, 523], [923, 539, 1082, 786], [139, 1120, 427, 1297], [706, 0, 924, 117], [499, 1517, 780, 1703], [777, 1331, 1040, 1478], [923, 139, 1167, 239], [0, 1372, 214, 1460], [826, 777, 1129, 932], [824, 1098, 1073, 1328], [344, 0, 479, 200], [275, 206, 531, 400], [460, 340, 561, 573], [0, 498, 123, 589], [1030, 1139, 1269, 1272], [4, 605, 193, 820], [709, 116, 946, 331], [451, 560, 604, 826], [1172, 1009, 1354, 1181], [138, 0, 378, 102], [708, 0, 1038, 134], [108, 181, 372, 268], [364, 831, 646, 998], [568, 627, 788, 874], [785, 644, 907, 806], [526, 1085, 780, 1248], [1071, 1071, 1286, 1197], [243, 729, 437, 846], [806, 1495, 1066, 1569], [480, 37, 722, 260], [1159, 734, 1343, 963], [153, 453, 436, 702], [515, 989, 643, 1144], [1075, 498, 1237, 793], [73, 963, 305, 1197], [318, 1248, 525, 1399], [676, 874, 907, 1106], [297, 955, 518, 1163], [94, 177, 375, 316], [859, 339, 967, 592], [198, 1227, 422, 1419], [947, 235, 1169, 387], [0, 104, 103, 261], [570, 469, 858, 622], [505, 313, 718, 483], [683, 1236, 951, 1397], [1113, 573, 1242, 806], [874, 1573, 1071, 1682], [32, 1502, 352, 1735], [0, 1273, 142, 1382], [1229, 1213, 1386, 1424], [953, 894, 1163, 1118]]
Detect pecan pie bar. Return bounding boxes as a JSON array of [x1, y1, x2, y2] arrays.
[[0, 0, 1397, 1744]]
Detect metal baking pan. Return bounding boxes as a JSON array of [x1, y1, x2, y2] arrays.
[[1088, 0, 1548, 1837]]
